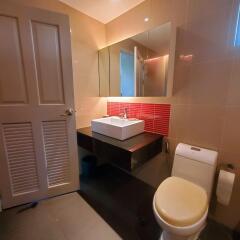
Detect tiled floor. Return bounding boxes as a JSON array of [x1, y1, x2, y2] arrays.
[[0, 166, 238, 240], [79, 164, 160, 240], [0, 192, 120, 240], [79, 164, 237, 240]]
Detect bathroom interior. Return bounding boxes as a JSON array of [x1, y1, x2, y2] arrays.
[[0, 0, 240, 240]]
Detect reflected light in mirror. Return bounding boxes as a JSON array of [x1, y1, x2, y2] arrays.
[[144, 17, 149, 22], [144, 54, 169, 63], [179, 54, 193, 62], [99, 21, 175, 97]]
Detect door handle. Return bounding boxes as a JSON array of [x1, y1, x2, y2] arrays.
[[60, 108, 75, 117]]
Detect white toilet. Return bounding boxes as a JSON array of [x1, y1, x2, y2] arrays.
[[153, 143, 218, 240]]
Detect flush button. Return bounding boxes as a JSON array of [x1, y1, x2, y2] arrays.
[[191, 147, 201, 151]]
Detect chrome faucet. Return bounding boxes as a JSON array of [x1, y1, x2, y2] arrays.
[[119, 108, 128, 119], [123, 108, 128, 119]]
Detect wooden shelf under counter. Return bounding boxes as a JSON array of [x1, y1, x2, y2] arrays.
[[77, 127, 163, 171]]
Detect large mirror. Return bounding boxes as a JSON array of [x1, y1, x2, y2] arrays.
[[99, 22, 176, 97]]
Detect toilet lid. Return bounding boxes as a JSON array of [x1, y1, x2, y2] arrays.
[[155, 176, 208, 227]]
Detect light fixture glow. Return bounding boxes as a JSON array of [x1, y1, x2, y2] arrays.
[[144, 17, 149, 22], [144, 55, 169, 63], [144, 56, 161, 62], [179, 54, 193, 62]]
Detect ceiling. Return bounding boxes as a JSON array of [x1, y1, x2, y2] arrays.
[[59, 0, 146, 24]]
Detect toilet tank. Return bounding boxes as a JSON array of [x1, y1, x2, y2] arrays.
[[172, 143, 218, 199]]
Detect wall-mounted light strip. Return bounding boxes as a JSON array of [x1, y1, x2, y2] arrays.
[[144, 55, 169, 63], [144, 56, 161, 62]]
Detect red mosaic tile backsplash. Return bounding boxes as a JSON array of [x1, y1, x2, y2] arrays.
[[107, 102, 171, 136]]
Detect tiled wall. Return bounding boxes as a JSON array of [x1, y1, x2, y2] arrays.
[[107, 102, 171, 136], [17, 0, 240, 230], [106, 0, 240, 230]]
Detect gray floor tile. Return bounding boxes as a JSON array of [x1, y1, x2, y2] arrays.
[[0, 193, 121, 240]]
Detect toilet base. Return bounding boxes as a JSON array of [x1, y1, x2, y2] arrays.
[[160, 230, 201, 240]]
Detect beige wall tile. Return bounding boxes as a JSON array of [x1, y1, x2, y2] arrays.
[[184, 105, 224, 150], [75, 97, 107, 129], [97, 0, 239, 230], [171, 0, 190, 26], [168, 104, 189, 140], [184, 0, 232, 63], [220, 106, 240, 155], [218, 151, 240, 170], [172, 60, 192, 104], [188, 60, 231, 105], [170, 104, 225, 150], [226, 57, 240, 105]]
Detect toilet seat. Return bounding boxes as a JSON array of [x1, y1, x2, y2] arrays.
[[155, 176, 208, 227]]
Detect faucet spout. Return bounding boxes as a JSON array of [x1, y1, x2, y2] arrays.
[[123, 108, 128, 119]]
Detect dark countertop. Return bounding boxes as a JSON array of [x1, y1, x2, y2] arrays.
[[77, 127, 163, 171], [77, 127, 163, 153]]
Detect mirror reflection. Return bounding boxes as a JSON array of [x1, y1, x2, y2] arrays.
[[99, 22, 176, 97]]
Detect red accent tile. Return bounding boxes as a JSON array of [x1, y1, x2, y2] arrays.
[[144, 119, 154, 132], [129, 103, 141, 118], [107, 102, 171, 136], [140, 103, 154, 120], [108, 102, 120, 116]]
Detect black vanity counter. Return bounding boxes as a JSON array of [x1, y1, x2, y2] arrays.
[[77, 127, 163, 171]]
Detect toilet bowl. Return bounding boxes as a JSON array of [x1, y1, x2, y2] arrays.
[[153, 143, 218, 240], [153, 196, 208, 240], [153, 177, 208, 240]]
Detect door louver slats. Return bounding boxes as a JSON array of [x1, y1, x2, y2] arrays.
[[3, 123, 40, 196], [42, 121, 70, 187]]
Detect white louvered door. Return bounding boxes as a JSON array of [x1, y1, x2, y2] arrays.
[[0, 2, 79, 208]]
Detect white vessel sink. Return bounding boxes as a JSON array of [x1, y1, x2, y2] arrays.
[[91, 116, 144, 140]]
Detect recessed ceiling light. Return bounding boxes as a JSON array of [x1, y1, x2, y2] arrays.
[[144, 17, 149, 22]]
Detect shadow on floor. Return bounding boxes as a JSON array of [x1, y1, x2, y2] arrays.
[[79, 164, 160, 240]]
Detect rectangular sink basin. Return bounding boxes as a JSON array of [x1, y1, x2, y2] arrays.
[[91, 116, 144, 140]]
